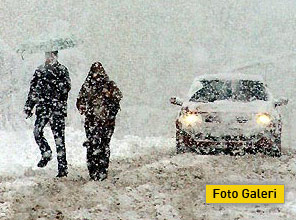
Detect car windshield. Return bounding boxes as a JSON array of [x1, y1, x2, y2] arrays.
[[190, 80, 268, 103], [190, 80, 232, 102], [233, 80, 268, 101]]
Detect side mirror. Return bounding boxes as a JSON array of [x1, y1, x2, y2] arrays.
[[274, 98, 289, 107], [170, 96, 183, 106]]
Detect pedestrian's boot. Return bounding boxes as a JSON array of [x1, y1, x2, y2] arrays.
[[90, 172, 107, 181], [92, 168, 108, 181], [56, 163, 68, 178], [98, 172, 108, 181], [56, 168, 68, 178], [56, 169, 68, 178], [37, 155, 52, 168], [83, 140, 91, 148]]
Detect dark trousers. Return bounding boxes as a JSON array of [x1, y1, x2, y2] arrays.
[[84, 117, 115, 179], [34, 113, 67, 172]]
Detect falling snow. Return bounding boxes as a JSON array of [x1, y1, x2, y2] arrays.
[[1, 0, 296, 219]]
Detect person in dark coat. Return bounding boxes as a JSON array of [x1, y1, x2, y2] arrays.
[[76, 62, 122, 181], [24, 51, 71, 177]]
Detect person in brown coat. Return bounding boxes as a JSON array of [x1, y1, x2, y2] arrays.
[[76, 62, 122, 181]]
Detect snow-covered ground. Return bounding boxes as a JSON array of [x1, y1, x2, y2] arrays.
[[1, 128, 296, 220], [1, 1, 296, 219]]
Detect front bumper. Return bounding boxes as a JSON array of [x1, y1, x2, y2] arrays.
[[183, 131, 267, 144], [176, 129, 278, 156], [176, 126, 276, 149], [176, 118, 279, 144]]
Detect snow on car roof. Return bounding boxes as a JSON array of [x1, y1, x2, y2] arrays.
[[187, 73, 265, 98], [194, 73, 265, 82]]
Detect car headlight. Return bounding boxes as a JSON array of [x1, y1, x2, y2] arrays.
[[180, 113, 202, 127], [256, 113, 271, 126]]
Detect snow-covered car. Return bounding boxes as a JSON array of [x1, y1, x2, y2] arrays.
[[170, 74, 288, 156]]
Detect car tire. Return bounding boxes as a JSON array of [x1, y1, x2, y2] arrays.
[[262, 122, 282, 157], [176, 129, 199, 154], [176, 129, 189, 154], [265, 132, 282, 157]]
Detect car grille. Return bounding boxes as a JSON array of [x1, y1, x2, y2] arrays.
[[196, 133, 262, 142], [205, 114, 221, 123], [202, 113, 251, 124], [236, 116, 249, 123]]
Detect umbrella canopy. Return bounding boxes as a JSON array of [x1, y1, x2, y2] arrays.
[[16, 35, 81, 55]]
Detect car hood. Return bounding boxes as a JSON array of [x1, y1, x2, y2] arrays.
[[183, 100, 275, 115]]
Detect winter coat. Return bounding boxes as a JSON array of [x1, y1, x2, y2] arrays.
[[76, 73, 122, 124], [25, 62, 71, 117]]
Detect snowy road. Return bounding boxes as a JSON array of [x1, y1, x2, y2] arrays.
[[1, 128, 296, 220]]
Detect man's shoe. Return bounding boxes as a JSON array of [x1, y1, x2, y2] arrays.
[[83, 140, 90, 148], [98, 168, 108, 181], [89, 172, 107, 181], [37, 156, 52, 168], [98, 172, 108, 181], [56, 170, 68, 178]]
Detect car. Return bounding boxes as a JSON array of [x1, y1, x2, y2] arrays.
[[170, 73, 288, 157]]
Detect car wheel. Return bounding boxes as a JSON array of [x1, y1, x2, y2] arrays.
[[176, 129, 191, 154], [268, 122, 282, 157], [176, 144, 187, 154], [175, 129, 211, 155], [265, 131, 282, 157], [256, 124, 282, 157]]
